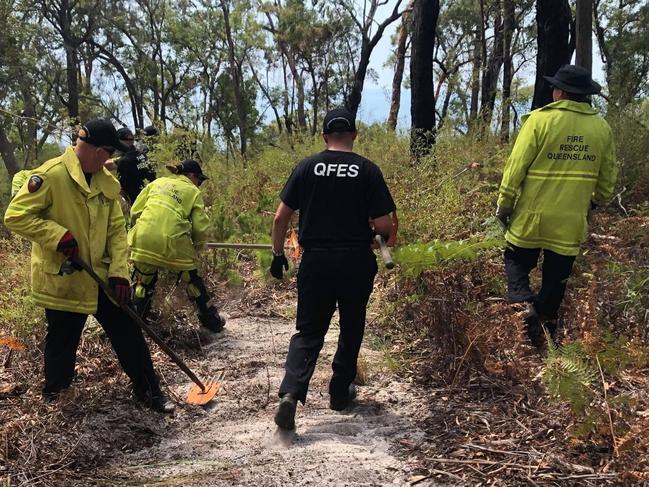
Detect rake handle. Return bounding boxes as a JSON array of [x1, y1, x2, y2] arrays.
[[206, 242, 280, 250], [375, 235, 395, 269], [71, 257, 206, 392]]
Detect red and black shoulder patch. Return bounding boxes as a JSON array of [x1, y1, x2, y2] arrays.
[[27, 175, 43, 193]]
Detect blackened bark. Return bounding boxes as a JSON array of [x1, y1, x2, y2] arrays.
[[409, 0, 440, 158], [221, 0, 247, 156], [480, 5, 504, 130], [575, 0, 592, 72], [532, 0, 574, 109], [469, 36, 482, 125], [344, 0, 404, 116], [387, 11, 410, 131], [0, 125, 20, 178], [500, 0, 515, 142]]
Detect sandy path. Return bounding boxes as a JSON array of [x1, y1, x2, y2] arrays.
[[102, 313, 432, 486]]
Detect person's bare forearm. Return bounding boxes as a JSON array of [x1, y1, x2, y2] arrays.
[[272, 202, 294, 254], [272, 219, 289, 254]]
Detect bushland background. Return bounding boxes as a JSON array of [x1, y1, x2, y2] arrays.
[[1, 0, 649, 485]]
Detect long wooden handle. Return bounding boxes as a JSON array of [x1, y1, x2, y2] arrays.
[[206, 242, 273, 250], [375, 235, 395, 269], [71, 257, 206, 392]]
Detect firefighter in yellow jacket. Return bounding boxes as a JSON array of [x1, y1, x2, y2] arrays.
[[4, 119, 174, 413], [496, 65, 618, 347], [128, 160, 225, 332]]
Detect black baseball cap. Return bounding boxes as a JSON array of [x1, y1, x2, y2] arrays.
[[543, 64, 602, 95], [78, 119, 130, 152], [166, 159, 209, 181], [117, 127, 134, 140], [323, 108, 356, 134], [142, 125, 159, 136]]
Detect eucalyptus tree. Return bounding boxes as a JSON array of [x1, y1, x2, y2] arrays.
[[594, 0, 649, 109], [335, 0, 405, 115], [531, 0, 573, 109], [410, 0, 440, 157], [0, 0, 69, 175]]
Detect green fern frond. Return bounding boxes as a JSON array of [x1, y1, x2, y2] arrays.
[[393, 238, 504, 277], [543, 343, 597, 414]]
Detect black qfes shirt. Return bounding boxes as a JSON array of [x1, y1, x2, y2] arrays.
[[116, 148, 157, 203], [280, 150, 396, 248]]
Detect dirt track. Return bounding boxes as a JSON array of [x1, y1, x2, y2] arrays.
[[100, 312, 431, 486]]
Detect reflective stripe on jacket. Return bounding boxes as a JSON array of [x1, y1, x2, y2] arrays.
[[128, 174, 209, 271], [497, 100, 617, 256], [4, 147, 128, 314]]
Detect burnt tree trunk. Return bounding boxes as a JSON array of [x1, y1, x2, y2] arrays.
[[221, 0, 247, 156], [0, 125, 20, 178], [387, 11, 410, 131], [480, 4, 504, 131], [469, 35, 483, 127], [410, 0, 440, 159], [575, 0, 592, 72], [532, 0, 574, 109], [500, 0, 515, 142]]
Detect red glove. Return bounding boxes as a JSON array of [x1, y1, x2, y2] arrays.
[[109, 277, 131, 306], [57, 231, 79, 259]]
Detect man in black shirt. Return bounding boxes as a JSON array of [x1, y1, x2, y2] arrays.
[[271, 108, 396, 430], [114, 127, 157, 204]]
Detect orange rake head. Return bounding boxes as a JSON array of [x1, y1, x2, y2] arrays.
[[187, 382, 221, 405], [186, 371, 224, 406]]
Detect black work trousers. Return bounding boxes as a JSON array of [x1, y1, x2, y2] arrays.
[[504, 244, 576, 320], [43, 288, 161, 397], [279, 248, 378, 404]]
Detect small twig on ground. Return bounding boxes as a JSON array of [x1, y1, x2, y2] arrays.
[[263, 365, 271, 409], [596, 354, 619, 458], [450, 333, 480, 388], [426, 457, 529, 470], [615, 187, 628, 217]]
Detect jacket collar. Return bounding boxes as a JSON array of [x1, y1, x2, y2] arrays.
[[62, 146, 121, 199], [540, 99, 598, 115], [168, 173, 194, 186]]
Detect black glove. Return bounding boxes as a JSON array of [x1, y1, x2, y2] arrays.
[[496, 206, 513, 230], [270, 253, 289, 279], [109, 277, 131, 306], [57, 231, 79, 259]]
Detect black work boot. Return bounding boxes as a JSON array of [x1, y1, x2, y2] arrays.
[[274, 393, 297, 430], [330, 383, 357, 411], [522, 303, 544, 349], [135, 390, 176, 414], [198, 306, 226, 333]]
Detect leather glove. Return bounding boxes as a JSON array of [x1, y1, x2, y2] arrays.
[[57, 231, 79, 259], [109, 277, 131, 306], [270, 253, 289, 280], [496, 206, 513, 230]]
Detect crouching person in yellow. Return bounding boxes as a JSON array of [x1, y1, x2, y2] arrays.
[[4, 119, 174, 413], [496, 65, 617, 348], [128, 160, 226, 333]]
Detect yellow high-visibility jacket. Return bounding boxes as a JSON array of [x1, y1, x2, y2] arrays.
[[4, 147, 128, 314], [498, 100, 618, 256], [128, 174, 210, 271], [11, 169, 32, 197]]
